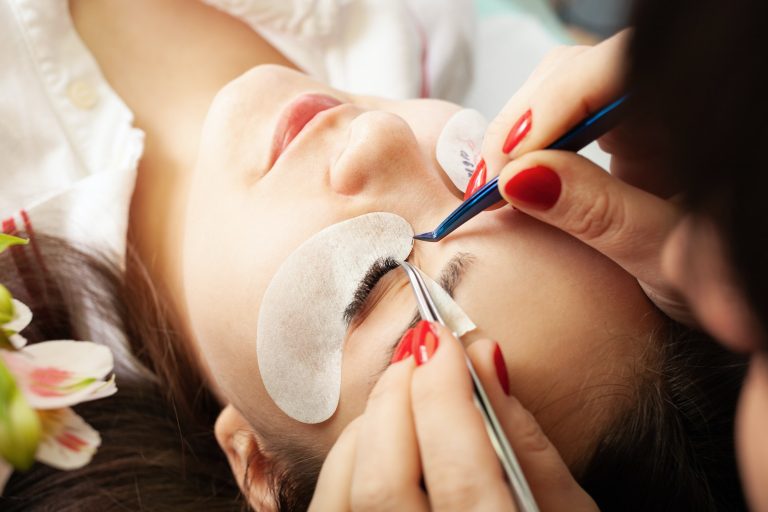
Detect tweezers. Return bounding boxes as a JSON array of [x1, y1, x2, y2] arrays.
[[399, 261, 539, 512], [414, 94, 630, 242]]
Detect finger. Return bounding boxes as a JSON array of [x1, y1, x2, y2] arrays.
[[309, 418, 360, 512], [465, 340, 598, 512], [482, 31, 630, 180], [468, 43, 589, 208], [499, 397, 598, 511], [410, 323, 516, 511], [464, 338, 511, 405], [522, 45, 592, 91], [497, 149, 691, 323], [350, 358, 429, 511]]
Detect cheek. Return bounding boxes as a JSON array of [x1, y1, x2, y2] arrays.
[[737, 356, 768, 511], [662, 220, 759, 352]]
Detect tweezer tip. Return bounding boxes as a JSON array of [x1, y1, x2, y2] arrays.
[[413, 232, 440, 242]]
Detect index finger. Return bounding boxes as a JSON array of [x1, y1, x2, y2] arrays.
[[410, 323, 516, 511], [482, 31, 630, 179]]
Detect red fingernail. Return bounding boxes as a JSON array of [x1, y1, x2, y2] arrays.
[[463, 159, 487, 200], [391, 328, 416, 363], [503, 165, 561, 210], [502, 109, 532, 154], [493, 343, 511, 396], [412, 320, 439, 366]]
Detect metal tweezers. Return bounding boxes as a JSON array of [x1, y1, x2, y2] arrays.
[[399, 261, 539, 512]]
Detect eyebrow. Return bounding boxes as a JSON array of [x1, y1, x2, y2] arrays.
[[377, 252, 474, 374]]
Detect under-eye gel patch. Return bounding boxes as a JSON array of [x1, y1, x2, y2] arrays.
[[436, 108, 488, 193], [257, 213, 477, 424], [257, 213, 414, 424]]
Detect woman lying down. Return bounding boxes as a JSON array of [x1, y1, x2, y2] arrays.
[[3, 64, 746, 511]]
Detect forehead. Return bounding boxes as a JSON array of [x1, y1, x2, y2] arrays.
[[447, 211, 659, 460]]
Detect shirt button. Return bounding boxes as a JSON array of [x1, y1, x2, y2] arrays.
[[67, 80, 98, 110]]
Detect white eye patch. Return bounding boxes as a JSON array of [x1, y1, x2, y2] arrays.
[[436, 108, 488, 193], [256, 213, 477, 424], [257, 213, 413, 424]]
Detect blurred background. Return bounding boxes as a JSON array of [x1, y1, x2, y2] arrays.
[[550, 0, 632, 41]]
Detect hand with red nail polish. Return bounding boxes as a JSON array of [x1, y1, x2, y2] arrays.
[[479, 31, 678, 200], [313, 331, 599, 512], [470, 30, 693, 325]]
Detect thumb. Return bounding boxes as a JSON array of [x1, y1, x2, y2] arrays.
[[497, 150, 692, 324]]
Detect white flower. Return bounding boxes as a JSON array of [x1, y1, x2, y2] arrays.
[[0, 236, 116, 494], [0, 336, 116, 493]]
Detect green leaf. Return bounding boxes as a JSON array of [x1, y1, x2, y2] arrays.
[[0, 359, 41, 470], [0, 284, 14, 325], [0, 234, 28, 255]]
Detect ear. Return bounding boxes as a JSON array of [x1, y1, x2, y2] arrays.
[[215, 404, 279, 512]]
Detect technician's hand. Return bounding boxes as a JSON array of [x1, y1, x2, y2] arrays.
[[476, 30, 692, 325], [309, 322, 598, 512]]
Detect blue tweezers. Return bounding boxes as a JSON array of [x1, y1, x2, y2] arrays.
[[414, 95, 630, 242]]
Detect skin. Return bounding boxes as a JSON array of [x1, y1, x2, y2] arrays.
[[183, 65, 662, 506]]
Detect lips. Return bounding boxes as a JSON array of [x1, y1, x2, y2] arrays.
[[270, 93, 343, 167]]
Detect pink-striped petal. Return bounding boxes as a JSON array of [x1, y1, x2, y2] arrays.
[[35, 408, 100, 470], [1, 342, 116, 409]]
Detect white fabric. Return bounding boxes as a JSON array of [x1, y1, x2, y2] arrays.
[[0, 0, 144, 262], [204, 0, 474, 100]]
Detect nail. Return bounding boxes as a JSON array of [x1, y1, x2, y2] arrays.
[[412, 320, 439, 366], [502, 109, 532, 154], [391, 328, 416, 363], [463, 159, 487, 200], [503, 165, 561, 210], [493, 343, 511, 396]]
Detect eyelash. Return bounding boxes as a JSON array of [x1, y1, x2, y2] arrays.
[[343, 257, 401, 326]]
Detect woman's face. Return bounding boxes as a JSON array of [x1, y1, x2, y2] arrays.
[[182, 66, 660, 470]]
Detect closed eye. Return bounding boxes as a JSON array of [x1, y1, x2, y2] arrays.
[[343, 257, 401, 326]]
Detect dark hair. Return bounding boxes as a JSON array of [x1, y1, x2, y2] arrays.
[[0, 234, 243, 511], [628, 0, 768, 348], [581, 319, 747, 511]]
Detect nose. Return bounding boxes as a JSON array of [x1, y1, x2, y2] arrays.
[[330, 111, 421, 194], [330, 111, 457, 223]]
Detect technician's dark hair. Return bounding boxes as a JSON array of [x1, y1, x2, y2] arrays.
[[0, 234, 244, 511], [629, 0, 768, 349]]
